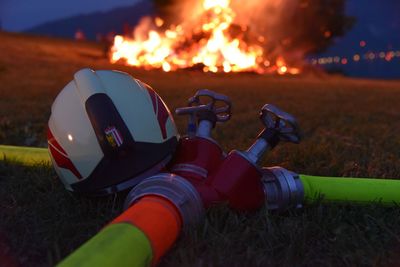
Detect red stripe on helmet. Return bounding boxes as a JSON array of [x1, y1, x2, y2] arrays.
[[147, 87, 158, 114], [155, 95, 169, 139], [144, 86, 169, 140], [47, 129, 83, 179], [47, 128, 66, 153]]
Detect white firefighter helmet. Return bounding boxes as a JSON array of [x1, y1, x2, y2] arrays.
[[48, 68, 178, 195]]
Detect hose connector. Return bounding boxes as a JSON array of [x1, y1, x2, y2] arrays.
[[262, 167, 304, 211], [124, 173, 204, 227]]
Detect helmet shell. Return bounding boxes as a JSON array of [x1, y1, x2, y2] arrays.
[[48, 69, 178, 195]]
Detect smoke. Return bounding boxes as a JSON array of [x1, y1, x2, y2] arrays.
[[231, 0, 302, 60]]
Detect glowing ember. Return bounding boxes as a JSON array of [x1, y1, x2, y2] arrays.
[[110, 0, 300, 74]]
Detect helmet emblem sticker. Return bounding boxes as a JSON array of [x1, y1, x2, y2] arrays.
[[105, 126, 123, 148]]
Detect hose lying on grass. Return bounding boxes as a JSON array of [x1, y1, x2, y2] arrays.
[[300, 174, 400, 205], [58, 173, 203, 267], [0, 145, 50, 166], [57, 195, 183, 267]]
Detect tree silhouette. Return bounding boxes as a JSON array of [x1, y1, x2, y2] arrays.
[[284, 0, 355, 54]]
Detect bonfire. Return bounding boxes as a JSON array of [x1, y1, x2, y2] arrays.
[[110, 0, 301, 74]]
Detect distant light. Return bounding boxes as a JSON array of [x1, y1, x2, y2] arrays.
[[333, 56, 340, 63], [367, 53, 376, 60], [68, 134, 73, 142], [360, 40, 366, 47], [324, 31, 332, 38], [385, 52, 394, 61], [313, 49, 398, 68]]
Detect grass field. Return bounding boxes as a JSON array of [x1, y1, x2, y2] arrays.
[[1, 31, 400, 267]]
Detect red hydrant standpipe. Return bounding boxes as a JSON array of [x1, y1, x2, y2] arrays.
[[171, 98, 303, 211], [171, 89, 268, 210]]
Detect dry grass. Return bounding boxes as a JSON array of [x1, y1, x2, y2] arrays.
[[1, 31, 400, 267]]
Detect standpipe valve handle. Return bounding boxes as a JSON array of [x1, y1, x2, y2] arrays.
[[260, 104, 301, 144], [246, 104, 301, 164], [175, 89, 232, 138]]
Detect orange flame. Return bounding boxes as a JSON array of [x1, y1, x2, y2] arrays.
[[110, 0, 300, 74]]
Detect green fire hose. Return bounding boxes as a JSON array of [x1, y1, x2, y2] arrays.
[[262, 167, 400, 210], [0, 145, 50, 166], [300, 174, 400, 205], [57, 223, 153, 267]]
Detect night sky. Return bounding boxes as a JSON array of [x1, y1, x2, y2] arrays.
[[0, 0, 140, 31], [329, 0, 400, 52], [322, 0, 400, 78], [0, 0, 397, 35]]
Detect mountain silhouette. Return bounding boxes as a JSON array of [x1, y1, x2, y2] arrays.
[[25, 1, 154, 40]]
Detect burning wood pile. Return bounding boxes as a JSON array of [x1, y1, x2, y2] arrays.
[[110, 0, 301, 74]]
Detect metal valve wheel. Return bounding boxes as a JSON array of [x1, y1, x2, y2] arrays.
[[176, 89, 232, 122], [260, 104, 301, 144]]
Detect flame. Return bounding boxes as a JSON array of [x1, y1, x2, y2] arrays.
[[110, 0, 300, 74]]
